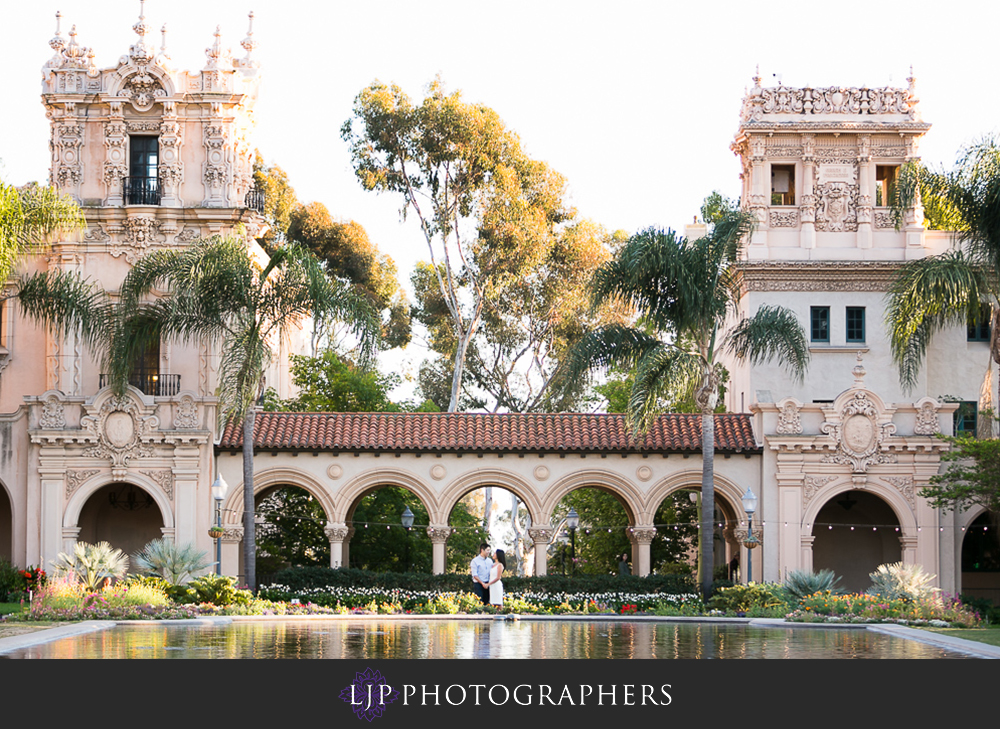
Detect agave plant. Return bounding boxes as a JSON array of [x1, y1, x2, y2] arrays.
[[784, 569, 843, 601], [867, 561, 939, 602], [132, 539, 214, 585], [52, 541, 129, 592]]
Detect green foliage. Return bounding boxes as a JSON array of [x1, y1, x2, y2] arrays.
[[0, 179, 85, 284], [256, 486, 330, 573], [708, 582, 791, 614], [252, 151, 298, 250], [784, 569, 843, 601], [52, 541, 129, 592], [186, 574, 251, 607], [281, 350, 404, 412], [131, 539, 214, 585], [922, 435, 1000, 517], [867, 562, 939, 602]]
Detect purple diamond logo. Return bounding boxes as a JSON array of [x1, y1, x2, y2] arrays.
[[339, 667, 400, 721]]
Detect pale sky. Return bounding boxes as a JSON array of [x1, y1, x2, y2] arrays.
[[3, 0, 1000, 390]]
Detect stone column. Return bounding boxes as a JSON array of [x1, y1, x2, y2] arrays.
[[799, 535, 815, 573], [427, 525, 453, 575], [528, 527, 554, 577], [748, 134, 769, 246], [103, 102, 127, 205], [222, 526, 243, 581], [158, 106, 184, 207], [800, 134, 816, 249], [856, 134, 873, 249], [900, 534, 919, 566], [325, 523, 350, 569], [341, 526, 356, 569], [631, 527, 656, 576]]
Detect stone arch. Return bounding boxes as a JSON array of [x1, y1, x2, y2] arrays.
[[331, 468, 438, 525], [63, 471, 174, 531], [805, 479, 909, 593], [958, 505, 1000, 606], [640, 471, 748, 525], [437, 469, 544, 527], [538, 470, 643, 525], [221, 467, 335, 526], [106, 63, 177, 101], [64, 473, 171, 559], [801, 477, 917, 536]]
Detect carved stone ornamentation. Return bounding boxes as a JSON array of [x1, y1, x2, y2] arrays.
[[426, 526, 455, 544], [776, 400, 803, 435], [429, 465, 447, 481], [533, 465, 549, 481], [802, 475, 837, 507], [874, 211, 897, 229], [222, 526, 244, 542], [631, 528, 657, 545], [815, 183, 858, 232], [883, 475, 916, 508], [139, 469, 174, 499], [914, 400, 940, 435], [324, 525, 350, 542], [111, 216, 164, 263], [636, 465, 653, 482], [39, 394, 67, 429], [64, 469, 100, 498], [527, 527, 554, 545], [173, 394, 199, 429], [740, 82, 918, 123], [733, 527, 764, 546], [176, 227, 201, 243], [84, 225, 111, 244], [821, 389, 897, 472], [769, 210, 799, 228], [82, 395, 158, 477]]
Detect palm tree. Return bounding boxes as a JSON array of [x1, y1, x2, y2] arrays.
[[0, 180, 85, 283], [887, 137, 1000, 434], [568, 203, 809, 597], [114, 236, 380, 590]]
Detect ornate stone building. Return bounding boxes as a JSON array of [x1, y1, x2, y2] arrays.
[[0, 5, 296, 571], [2, 9, 993, 601]]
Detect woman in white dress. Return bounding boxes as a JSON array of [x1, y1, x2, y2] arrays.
[[488, 549, 505, 607]]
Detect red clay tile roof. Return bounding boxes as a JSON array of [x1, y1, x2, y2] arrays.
[[217, 412, 759, 454]]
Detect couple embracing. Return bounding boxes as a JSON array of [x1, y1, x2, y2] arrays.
[[470, 542, 505, 607]]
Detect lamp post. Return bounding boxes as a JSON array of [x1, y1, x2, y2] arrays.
[[401, 506, 415, 572], [210, 474, 229, 575], [566, 507, 579, 576], [741, 487, 759, 584]]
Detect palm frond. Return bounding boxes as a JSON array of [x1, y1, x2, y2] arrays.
[[0, 182, 85, 282], [885, 249, 994, 390], [628, 347, 702, 433], [723, 305, 810, 382], [15, 269, 112, 348], [563, 323, 662, 385]]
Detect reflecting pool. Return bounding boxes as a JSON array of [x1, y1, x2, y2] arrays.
[[0, 619, 970, 659]]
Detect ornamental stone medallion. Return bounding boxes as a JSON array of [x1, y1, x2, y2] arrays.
[[82, 394, 158, 478], [819, 355, 897, 472]]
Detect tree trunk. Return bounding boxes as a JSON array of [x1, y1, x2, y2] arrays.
[[243, 409, 257, 592], [700, 410, 715, 599]]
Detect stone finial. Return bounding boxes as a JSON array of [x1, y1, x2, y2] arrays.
[[204, 25, 231, 69], [239, 11, 260, 68], [49, 11, 65, 52], [128, 0, 154, 64], [852, 351, 866, 388], [155, 23, 172, 69]]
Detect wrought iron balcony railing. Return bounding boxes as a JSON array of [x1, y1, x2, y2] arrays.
[[99, 373, 180, 397], [123, 176, 161, 205], [245, 188, 266, 213]]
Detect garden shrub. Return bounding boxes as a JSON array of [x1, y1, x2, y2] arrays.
[[708, 582, 791, 614], [0, 559, 23, 601], [785, 569, 842, 602], [186, 574, 251, 607], [867, 562, 938, 602]]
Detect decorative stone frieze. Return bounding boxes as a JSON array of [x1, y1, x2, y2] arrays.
[[740, 72, 920, 123], [819, 357, 897, 473], [882, 475, 916, 508], [173, 394, 199, 429], [739, 261, 901, 292], [111, 216, 164, 263], [802, 475, 838, 507], [775, 399, 803, 435], [39, 393, 67, 430], [913, 399, 940, 435], [222, 527, 244, 542], [139, 468, 174, 499], [64, 469, 100, 498], [769, 210, 799, 228]]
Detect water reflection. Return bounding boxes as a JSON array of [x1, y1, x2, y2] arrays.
[[2, 620, 967, 659]]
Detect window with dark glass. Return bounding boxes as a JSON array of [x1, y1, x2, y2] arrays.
[[875, 165, 899, 207], [846, 307, 865, 343], [810, 306, 829, 343], [954, 401, 978, 438], [968, 305, 991, 342], [125, 136, 160, 204]]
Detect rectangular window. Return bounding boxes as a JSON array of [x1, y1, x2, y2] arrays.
[[770, 164, 796, 206], [810, 306, 830, 343], [846, 307, 865, 343], [968, 305, 991, 342], [875, 165, 899, 207], [954, 401, 978, 438], [125, 136, 160, 205]]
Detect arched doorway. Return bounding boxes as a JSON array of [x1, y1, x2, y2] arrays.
[[961, 511, 1000, 606], [550, 486, 638, 576], [255, 485, 330, 579], [77, 482, 165, 560], [0, 484, 11, 563], [811, 490, 901, 592], [346, 486, 432, 572]]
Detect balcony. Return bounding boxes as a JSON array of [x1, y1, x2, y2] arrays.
[[99, 373, 181, 397], [245, 189, 266, 213], [123, 177, 161, 206]]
